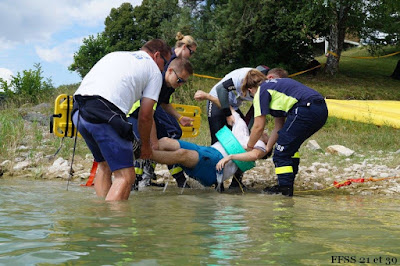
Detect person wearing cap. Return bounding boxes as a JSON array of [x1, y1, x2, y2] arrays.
[[150, 110, 268, 189], [194, 66, 287, 189], [242, 68, 328, 196], [72, 39, 171, 201]]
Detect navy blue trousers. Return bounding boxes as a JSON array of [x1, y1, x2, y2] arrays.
[[273, 102, 328, 186], [128, 105, 182, 140]]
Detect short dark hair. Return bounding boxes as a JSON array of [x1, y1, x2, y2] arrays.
[[169, 58, 193, 75], [141, 39, 171, 59], [268, 68, 288, 78]]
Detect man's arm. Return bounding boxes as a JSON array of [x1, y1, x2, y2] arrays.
[[161, 102, 193, 126], [138, 97, 156, 159], [194, 90, 221, 108], [150, 119, 158, 150], [265, 117, 285, 153]]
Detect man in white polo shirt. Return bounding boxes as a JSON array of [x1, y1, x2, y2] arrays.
[[72, 39, 171, 201]]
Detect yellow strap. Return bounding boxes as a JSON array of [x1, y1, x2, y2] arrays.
[[169, 166, 183, 175], [193, 73, 222, 80], [291, 152, 300, 159], [288, 65, 322, 78], [327, 50, 339, 58], [328, 50, 400, 59], [275, 166, 293, 175], [342, 50, 400, 59]]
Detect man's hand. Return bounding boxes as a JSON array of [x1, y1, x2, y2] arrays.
[[194, 90, 209, 101], [179, 116, 194, 126], [226, 115, 235, 126]]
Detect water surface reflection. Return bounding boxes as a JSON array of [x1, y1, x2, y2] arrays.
[[0, 179, 399, 265]]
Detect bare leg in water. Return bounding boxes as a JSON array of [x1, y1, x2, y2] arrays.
[[94, 161, 135, 201]]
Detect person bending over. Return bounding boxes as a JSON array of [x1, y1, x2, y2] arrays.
[[242, 68, 328, 196], [129, 32, 197, 188], [194, 67, 287, 189], [72, 39, 171, 201]]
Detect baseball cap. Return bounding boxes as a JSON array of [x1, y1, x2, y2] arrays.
[[256, 65, 270, 75]]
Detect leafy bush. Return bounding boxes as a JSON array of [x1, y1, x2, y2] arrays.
[[0, 63, 54, 107]]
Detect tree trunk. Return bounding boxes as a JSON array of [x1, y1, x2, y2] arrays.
[[324, 4, 350, 75], [391, 60, 400, 80]]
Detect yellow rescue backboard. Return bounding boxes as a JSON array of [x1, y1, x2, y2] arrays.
[[51, 94, 80, 138], [171, 103, 202, 138], [51, 94, 201, 138]]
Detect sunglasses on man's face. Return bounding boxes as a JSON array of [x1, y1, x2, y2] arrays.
[[187, 46, 195, 55], [172, 69, 186, 84], [160, 54, 168, 66]]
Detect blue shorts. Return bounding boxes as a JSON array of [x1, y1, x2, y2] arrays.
[[127, 105, 182, 140], [72, 111, 134, 172], [178, 140, 223, 186]]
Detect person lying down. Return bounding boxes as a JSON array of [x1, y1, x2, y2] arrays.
[[150, 110, 268, 189]]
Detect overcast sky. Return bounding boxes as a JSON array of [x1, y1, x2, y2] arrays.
[[0, 0, 142, 87]]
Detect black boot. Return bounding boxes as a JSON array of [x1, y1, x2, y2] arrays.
[[263, 185, 293, 196], [131, 175, 142, 191], [215, 182, 224, 192], [174, 172, 190, 188]]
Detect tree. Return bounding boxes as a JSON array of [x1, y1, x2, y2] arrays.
[[189, 0, 328, 74], [69, 1, 181, 78], [69, 33, 110, 78], [104, 3, 141, 51], [321, 0, 400, 75], [361, 0, 400, 53], [133, 0, 180, 41], [0, 63, 54, 105]]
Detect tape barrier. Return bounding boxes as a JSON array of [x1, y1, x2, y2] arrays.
[[328, 50, 400, 59], [193, 73, 222, 80], [193, 64, 324, 81], [288, 65, 322, 77]]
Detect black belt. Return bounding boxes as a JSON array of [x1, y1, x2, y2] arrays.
[[295, 98, 325, 107]]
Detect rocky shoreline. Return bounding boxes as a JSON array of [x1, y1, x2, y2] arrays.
[[1, 107, 399, 196]]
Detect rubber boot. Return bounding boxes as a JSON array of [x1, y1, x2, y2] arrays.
[[169, 165, 190, 188], [263, 185, 294, 196]]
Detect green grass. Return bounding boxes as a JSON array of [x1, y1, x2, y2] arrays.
[[296, 46, 400, 100], [0, 46, 399, 167]]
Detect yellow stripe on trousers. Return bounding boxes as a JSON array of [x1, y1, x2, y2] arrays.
[[275, 166, 293, 175], [170, 166, 183, 175]]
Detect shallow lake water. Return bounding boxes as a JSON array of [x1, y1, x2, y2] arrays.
[[1, 179, 399, 265]]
